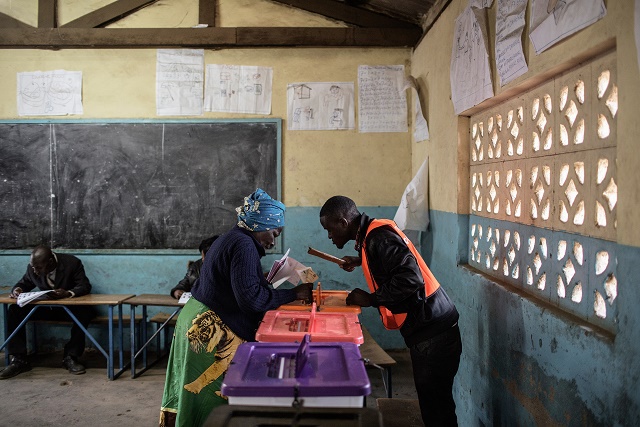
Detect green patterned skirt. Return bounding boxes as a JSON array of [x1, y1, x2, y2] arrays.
[[159, 298, 245, 427]]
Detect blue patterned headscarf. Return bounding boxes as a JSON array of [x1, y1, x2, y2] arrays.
[[236, 188, 285, 232]]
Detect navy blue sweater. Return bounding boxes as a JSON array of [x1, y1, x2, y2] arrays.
[[191, 226, 297, 341]]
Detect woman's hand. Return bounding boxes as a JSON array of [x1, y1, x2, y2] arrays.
[[293, 282, 313, 303]]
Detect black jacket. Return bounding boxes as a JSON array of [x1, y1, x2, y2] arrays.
[[12, 253, 92, 297], [357, 214, 459, 346], [170, 258, 202, 297]]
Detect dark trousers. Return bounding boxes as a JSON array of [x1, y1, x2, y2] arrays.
[[409, 323, 462, 427], [7, 304, 95, 359]]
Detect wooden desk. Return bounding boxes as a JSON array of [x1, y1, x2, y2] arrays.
[[0, 293, 135, 380], [125, 293, 183, 378], [360, 325, 397, 398]]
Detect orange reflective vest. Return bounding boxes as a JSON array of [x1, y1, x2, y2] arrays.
[[361, 219, 441, 330]]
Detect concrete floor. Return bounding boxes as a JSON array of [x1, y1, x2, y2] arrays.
[[0, 348, 420, 427]]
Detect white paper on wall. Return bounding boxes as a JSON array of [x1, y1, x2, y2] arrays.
[[358, 65, 408, 133], [287, 82, 355, 130], [496, 0, 528, 86], [156, 49, 204, 116], [450, 5, 494, 114], [529, 0, 606, 55], [403, 76, 430, 142], [204, 64, 273, 114], [17, 70, 83, 116], [394, 157, 430, 231]]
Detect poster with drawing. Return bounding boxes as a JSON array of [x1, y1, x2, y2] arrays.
[[204, 64, 273, 114], [530, 0, 606, 54], [496, 0, 528, 86], [156, 49, 204, 116], [17, 70, 83, 116], [286, 82, 355, 130], [358, 65, 408, 133], [450, 4, 494, 114]]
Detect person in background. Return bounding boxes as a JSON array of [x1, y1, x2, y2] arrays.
[[170, 235, 219, 299], [159, 188, 313, 427], [0, 245, 94, 379], [319, 195, 462, 427]]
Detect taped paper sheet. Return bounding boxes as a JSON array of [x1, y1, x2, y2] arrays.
[[403, 76, 429, 142], [496, 0, 528, 86], [450, 4, 494, 114], [529, 0, 606, 54], [17, 70, 83, 116], [156, 49, 204, 116], [287, 82, 355, 130], [205, 64, 273, 114], [394, 157, 430, 231], [358, 65, 408, 133]]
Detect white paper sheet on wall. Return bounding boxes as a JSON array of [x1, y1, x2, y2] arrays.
[[450, 5, 494, 114], [17, 70, 83, 116], [403, 76, 430, 142], [204, 64, 273, 114], [287, 82, 355, 130], [358, 65, 408, 133], [496, 0, 528, 86], [156, 49, 204, 116], [394, 157, 430, 231], [529, 0, 606, 55]]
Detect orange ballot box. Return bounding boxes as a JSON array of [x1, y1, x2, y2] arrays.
[[277, 283, 361, 314], [256, 303, 363, 345]]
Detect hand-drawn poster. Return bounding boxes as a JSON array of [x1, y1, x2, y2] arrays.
[[204, 64, 273, 114], [496, 0, 528, 86], [394, 157, 430, 231], [530, 0, 606, 54], [450, 5, 494, 115], [156, 49, 204, 116], [286, 82, 355, 131], [358, 65, 408, 133], [17, 70, 83, 116], [403, 76, 429, 142]]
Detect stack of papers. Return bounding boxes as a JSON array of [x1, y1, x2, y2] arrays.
[[17, 290, 54, 307], [267, 249, 318, 288]]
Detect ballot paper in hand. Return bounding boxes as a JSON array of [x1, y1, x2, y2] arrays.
[[178, 292, 192, 304], [17, 290, 55, 307], [267, 249, 318, 288]]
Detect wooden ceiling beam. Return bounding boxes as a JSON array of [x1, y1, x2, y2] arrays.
[[270, 0, 419, 30], [199, 0, 216, 27], [0, 27, 420, 48], [38, 0, 57, 28], [61, 0, 158, 28], [0, 12, 32, 29]]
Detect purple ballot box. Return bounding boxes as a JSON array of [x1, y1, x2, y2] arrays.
[[221, 335, 371, 408]]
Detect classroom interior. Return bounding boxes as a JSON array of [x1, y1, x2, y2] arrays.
[[1, 0, 639, 426]]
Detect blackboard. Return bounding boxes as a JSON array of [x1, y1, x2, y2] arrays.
[[0, 120, 281, 249]]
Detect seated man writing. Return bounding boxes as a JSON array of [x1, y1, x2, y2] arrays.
[[170, 235, 219, 300], [0, 245, 94, 379]]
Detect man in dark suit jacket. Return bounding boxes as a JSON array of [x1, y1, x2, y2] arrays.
[[0, 245, 94, 379]]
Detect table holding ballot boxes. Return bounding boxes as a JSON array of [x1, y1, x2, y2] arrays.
[[221, 246, 396, 414]]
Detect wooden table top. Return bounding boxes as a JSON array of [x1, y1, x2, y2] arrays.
[[0, 293, 135, 306], [124, 293, 184, 307], [360, 325, 397, 366]]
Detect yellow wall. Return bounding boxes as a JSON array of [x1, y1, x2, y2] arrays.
[[411, 0, 640, 247], [0, 0, 412, 208]]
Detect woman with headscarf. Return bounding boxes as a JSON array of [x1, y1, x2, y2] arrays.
[[159, 189, 313, 427]]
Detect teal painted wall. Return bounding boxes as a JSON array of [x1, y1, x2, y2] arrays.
[[423, 209, 640, 426], [0, 206, 406, 353]]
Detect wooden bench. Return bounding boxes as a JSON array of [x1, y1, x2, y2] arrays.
[[148, 312, 178, 357], [376, 398, 424, 427], [360, 325, 397, 398]]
